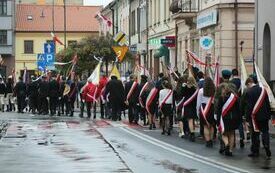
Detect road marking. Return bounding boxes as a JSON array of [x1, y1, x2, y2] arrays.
[[120, 127, 252, 173]]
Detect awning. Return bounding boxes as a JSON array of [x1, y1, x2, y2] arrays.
[[154, 46, 169, 58]]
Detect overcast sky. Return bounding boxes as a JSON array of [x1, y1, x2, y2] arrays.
[[84, 0, 113, 6]]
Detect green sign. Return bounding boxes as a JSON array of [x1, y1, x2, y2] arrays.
[[149, 38, 161, 45]]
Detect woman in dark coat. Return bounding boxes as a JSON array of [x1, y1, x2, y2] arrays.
[[182, 76, 198, 142], [217, 84, 241, 156]]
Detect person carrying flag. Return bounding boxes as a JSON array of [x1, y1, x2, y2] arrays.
[[217, 84, 241, 156], [125, 74, 140, 124], [245, 77, 271, 159]]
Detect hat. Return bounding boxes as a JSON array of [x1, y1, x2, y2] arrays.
[[222, 70, 232, 79]]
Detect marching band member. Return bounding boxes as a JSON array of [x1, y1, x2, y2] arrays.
[[159, 80, 173, 135], [182, 76, 199, 142], [196, 77, 216, 147], [245, 77, 271, 159], [217, 84, 241, 156]]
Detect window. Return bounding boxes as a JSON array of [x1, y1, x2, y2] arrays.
[[24, 40, 34, 54], [68, 40, 77, 46], [130, 10, 136, 36], [0, 30, 7, 45], [0, 0, 7, 15]]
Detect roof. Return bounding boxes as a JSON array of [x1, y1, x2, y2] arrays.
[[16, 4, 102, 32]]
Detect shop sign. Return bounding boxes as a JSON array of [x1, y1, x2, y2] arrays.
[[197, 9, 217, 29], [200, 36, 214, 50], [149, 38, 161, 45]]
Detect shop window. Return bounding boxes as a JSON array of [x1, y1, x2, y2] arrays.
[[24, 40, 34, 54]]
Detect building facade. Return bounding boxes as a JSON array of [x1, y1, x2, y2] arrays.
[[255, 0, 275, 85], [171, 0, 255, 73], [15, 4, 100, 76], [17, 0, 83, 5], [0, 0, 15, 78]]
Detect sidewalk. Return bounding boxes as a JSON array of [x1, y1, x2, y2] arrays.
[[0, 121, 8, 139]]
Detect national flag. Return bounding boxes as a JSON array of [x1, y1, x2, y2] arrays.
[[87, 62, 101, 85], [12, 68, 16, 86], [240, 54, 248, 94], [23, 67, 27, 83], [97, 13, 112, 27], [213, 57, 220, 87], [109, 65, 121, 80], [51, 32, 64, 45]]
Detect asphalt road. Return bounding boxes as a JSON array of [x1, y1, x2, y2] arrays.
[[0, 112, 274, 173]]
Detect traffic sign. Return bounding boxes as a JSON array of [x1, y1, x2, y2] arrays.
[[44, 42, 55, 54], [113, 31, 129, 46], [45, 53, 55, 70], [37, 54, 46, 71], [200, 36, 214, 50], [112, 46, 128, 62]]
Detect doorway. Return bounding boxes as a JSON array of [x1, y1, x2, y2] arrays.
[[263, 23, 271, 81]]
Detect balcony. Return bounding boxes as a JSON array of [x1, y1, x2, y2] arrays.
[[170, 0, 200, 21]]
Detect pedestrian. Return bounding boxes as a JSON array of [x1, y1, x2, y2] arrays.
[[97, 75, 108, 119], [182, 76, 199, 142], [217, 84, 241, 156], [27, 76, 39, 114], [82, 81, 97, 118], [14, 76, 27, 113], [0, 77, 6, 112], [105, 75, 125, 121], [78, 76, 87, 118], [68, 79, 77, 117], [5, 76, 14, 112], [58, 76, 66, 116], [138, 75, 149, 126], [125, 74, 140, 124], [49, 75, 60, 116], [159, 80, 173, 135], [174, 75, 189, 138], [196, 77, 216, 147], [245, 77, 271, 159], [38, 76, 49, 115]]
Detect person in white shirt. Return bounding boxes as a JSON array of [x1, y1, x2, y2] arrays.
[[159, 80, 173, 135], [196, 77, 216, 147]]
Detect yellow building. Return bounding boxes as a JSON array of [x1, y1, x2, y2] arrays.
[[15, 4, 101, 76]]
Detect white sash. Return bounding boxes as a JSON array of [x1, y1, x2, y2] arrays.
[[200, 97, 214, 126], [146, 88, 158, 114], [159, 89, 173, 110], [252, 87, 267, 132], [127, 81, 138, 101], [139, 82, 149, 108]]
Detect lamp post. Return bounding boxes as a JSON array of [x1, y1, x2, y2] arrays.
[[64, 0, 67, 49]]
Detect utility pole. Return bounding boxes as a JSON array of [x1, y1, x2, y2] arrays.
[[52, 0, 55, 33], [64, 0, 67, 49]]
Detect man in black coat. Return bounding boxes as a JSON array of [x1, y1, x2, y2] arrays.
[[49, 75, 60, 116], [27, 76, 39, 114], [0, 77, 6, 112], [14, 76, 27, 113], [125, 74, 139, 124], [245, 77, 271, 159], [58, 76, 66, 115], [105, 75, 125, 121], [38, 76, 49, 115]]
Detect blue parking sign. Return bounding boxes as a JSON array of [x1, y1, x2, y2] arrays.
[[37, 54, 46, 71], [45, 53, 55, 70]]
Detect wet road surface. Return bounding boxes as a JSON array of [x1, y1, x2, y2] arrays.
[[1, 112, 275, 173]]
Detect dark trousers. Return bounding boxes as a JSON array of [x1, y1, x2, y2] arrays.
[[100, 99, 105, 118], [238, 122, 245, 140], [250, 120, 270, 154], [59, 97, 65, 114], [39, 97, 48, 114], [128, 103, 138, 123], [79, 99, 85, 117], [29, 96, 38, 113], [86, 102, 92, 118], [17, 96, 25, 113], [139, 107, 147, 125], [50, 97, 58, 115], [111, 101, 121, 121]]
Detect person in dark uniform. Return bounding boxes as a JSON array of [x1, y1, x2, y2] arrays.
[[49, 75, 60, 116], [125, 74, 140, 124], [38, 76, 49, 115], [217, 84, 241, 156], [68, 79, 77, 117], [105, 75, 125, 121], [14, 77, 27, 113], [58, 76, 66, 116], [182, 76, 198, 142], [78, 76, 87, 118], [0, 77, 6, 112], [245, 77, 271, 159], [27, 76, 39, 114], [5, 76, 14, 112], [196, 77, 216, 147], [138, 75, 149, 126]]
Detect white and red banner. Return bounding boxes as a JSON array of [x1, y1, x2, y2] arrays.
[[181, 89, 199, 117], [251, 87, 267, 132], [51, 32, 64, 45], [200, 97, 214, 126], [139, 82, 149, 108], [159, 89, 173, 110], [146, 88, 158, 114], [218, 93, 238, 134], [97, 13, 112, 27], [127, 81, 138, 101]]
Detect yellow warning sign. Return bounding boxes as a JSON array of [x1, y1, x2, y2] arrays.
[[112, 46, 128, 62], [113, 31, 129, 46]]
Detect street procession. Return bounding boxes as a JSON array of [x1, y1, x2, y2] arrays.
[[0, 0, 275, 172]]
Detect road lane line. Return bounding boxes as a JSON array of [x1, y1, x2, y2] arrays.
[[121, 127, 251, 173]]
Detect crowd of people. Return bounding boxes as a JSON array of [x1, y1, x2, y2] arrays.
[[0, 67, 273, 160]]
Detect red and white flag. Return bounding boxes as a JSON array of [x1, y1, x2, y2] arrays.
[[97, 13, 112, 27], [23, 67, 27, 83], [51, 32, 64, 45]]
